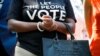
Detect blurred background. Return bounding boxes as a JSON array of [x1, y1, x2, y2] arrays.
[[70, 0, 89, 40]]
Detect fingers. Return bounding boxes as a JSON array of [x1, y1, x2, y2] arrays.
[[41, 15, 53, 26], [41, 15, 52, 21], [40, 15, 57, 31], [41, 20, 57, 31]]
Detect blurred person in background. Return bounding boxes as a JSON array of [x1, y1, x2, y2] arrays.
[[70, 0, 88, 40], [84, 0, 100, 56], [0, 0, 17, 56]]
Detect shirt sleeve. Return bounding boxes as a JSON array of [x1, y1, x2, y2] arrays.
[[65, 0, 77, 22], [7, 0, 23, 20]]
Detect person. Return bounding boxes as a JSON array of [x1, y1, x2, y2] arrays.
[[70, 0, 88, 40], [0, 0, 17, 56], [0, 40, 9, 56], [84, 0, 100, 56], [7, 0, 76, 56]]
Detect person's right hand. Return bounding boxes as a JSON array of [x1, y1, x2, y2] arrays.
[[41, 15, 57, 31]]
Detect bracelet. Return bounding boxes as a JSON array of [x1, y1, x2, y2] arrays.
[[37, 22, 44, 32]]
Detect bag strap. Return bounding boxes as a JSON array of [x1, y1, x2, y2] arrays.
[[64, 23, 75, 40]]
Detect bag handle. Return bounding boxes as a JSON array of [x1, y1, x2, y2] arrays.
[[63, 23, 75, 40]]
